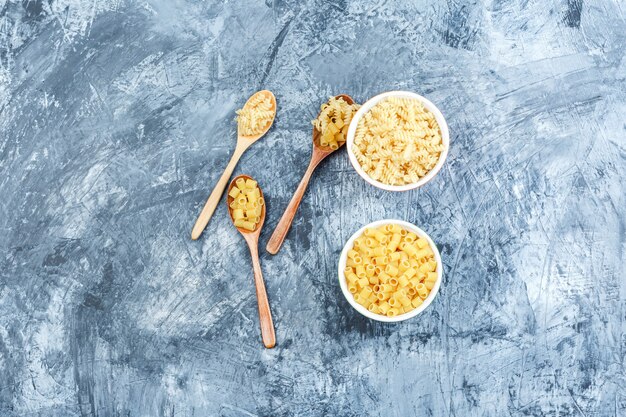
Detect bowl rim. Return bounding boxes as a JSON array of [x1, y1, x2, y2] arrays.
[[346, 90, 450, 192], [337, 219, 443, 322]]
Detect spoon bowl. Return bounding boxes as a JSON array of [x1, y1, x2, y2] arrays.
[[227, 174, 266, 234], [266, 94, 355, 255], [238, 90, 277, 142], [226, 175, 276, 349], [312, 94, 354, 152]]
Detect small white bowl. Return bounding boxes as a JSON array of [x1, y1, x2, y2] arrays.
[[346, 91, 450, 192], [338, 219, 443, 322]]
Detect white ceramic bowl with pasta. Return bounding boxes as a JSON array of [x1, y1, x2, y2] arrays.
[[346, 91, 450, 192], [338, 219, 442, 322]]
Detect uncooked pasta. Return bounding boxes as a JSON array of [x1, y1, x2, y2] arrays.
[[352, 97, 443, 186]]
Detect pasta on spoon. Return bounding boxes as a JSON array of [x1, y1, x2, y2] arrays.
[[191, 90, 276, 240], [266, 95, 359, 254], [236, 93, 276, 136], [226, 175, 276, 348], [228, 177, 264, 231], [312, 96, 360, 150]]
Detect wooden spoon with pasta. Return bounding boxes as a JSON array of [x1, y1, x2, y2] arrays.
[[227, 174, 276, 349], [191, 90, 276, 240], [266, 94, 355, 255]]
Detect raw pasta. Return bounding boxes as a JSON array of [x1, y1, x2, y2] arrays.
[[352, 97, 444, 185], [312, 96, 360, 150], [344, 224, 438, 318], [229, 178, 264, 231], [236, 92, 275, 136]]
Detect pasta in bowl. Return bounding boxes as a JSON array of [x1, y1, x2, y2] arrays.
[[338, 219, 442, 322], [346, 91, 449, 191]]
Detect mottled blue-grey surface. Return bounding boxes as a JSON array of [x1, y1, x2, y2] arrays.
[[0, 0, 625, 416]]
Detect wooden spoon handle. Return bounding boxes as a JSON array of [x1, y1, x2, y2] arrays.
[[191, 146, 245, 240], [266, 161, 317, 254], [246, 240, 276, 348]]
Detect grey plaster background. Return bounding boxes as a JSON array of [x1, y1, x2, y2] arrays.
[[1, 0, 625, 416]]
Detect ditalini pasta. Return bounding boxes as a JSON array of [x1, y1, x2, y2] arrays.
[[229, 178, 264, 231], [236, 92, 275, 136], [312, 96, 360, 150], [352, 97, 444, 185], [344, 224, 438, 317]]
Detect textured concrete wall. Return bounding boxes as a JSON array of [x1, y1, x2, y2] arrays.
[[0, 0, 625, 416]]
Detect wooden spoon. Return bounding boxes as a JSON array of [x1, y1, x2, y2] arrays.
[[191, 90, 276, 240], [227, 175, 276, 349], [266, 94, 354, 255]]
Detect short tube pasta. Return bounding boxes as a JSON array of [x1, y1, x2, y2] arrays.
[[229, 180, 263, 231], [344, 224, 438, 317]]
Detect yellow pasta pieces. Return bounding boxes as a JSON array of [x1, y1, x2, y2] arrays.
[[229, 181, 263, 231], [312, 96, 360, 149], [236, 92, 275, 136], [352, 97, 443, 186], [344, 224, 438, 318]]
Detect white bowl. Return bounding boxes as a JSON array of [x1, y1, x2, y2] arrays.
[[338, 219, 443, 322], [346, 91, 450, 192]]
